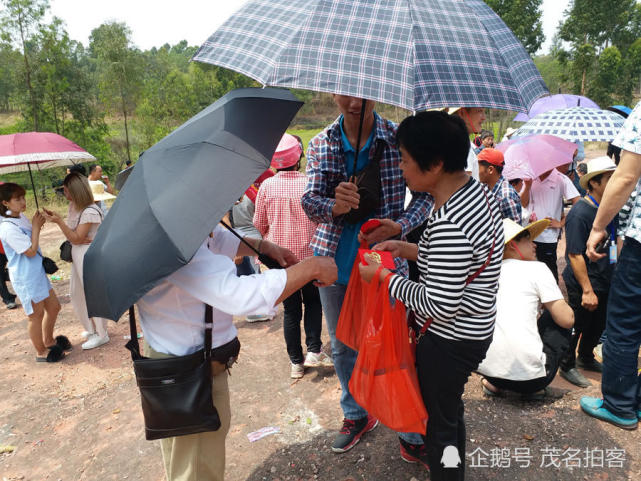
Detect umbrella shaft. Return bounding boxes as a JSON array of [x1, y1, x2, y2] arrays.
[[351, 98, 367, 182], [27, 163, 39, 210]]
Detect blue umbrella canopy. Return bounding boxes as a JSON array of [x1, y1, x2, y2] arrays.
[[513, 107, 626, 142], [193, 0, 547, 113], [83, 88, 303, 320]]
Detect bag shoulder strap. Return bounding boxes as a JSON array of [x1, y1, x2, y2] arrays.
[[125, 304, 213, 361]]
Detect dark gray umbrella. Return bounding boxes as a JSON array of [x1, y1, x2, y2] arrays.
[[83, 88, 303, 320]]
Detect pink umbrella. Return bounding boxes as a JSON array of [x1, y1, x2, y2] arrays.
[[0, 132, 96, 207], [496, 134, 577, 179]]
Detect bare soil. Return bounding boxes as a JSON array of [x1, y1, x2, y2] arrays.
[[2, 163, 640, 481]]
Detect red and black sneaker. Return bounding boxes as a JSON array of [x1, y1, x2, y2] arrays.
[[399, 438, 430, 471], [331, 415, 379, 453]]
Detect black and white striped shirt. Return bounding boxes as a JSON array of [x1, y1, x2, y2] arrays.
[[389, 178, 504, 341]]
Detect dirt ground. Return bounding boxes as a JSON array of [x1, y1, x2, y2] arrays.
[[2, 152, 640, 481]]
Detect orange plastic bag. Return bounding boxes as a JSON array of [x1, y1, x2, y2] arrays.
[[349, 272, 428, 434], [336, 241, 369, 351]]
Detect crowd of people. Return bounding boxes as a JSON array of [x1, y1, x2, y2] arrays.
[[1, 97, 641, 481]]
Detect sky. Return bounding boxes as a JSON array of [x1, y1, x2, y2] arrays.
[[43, 0, 570, 55]]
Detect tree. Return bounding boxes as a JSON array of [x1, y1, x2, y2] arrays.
[[0, 0, 49, 130], [89, 21, 142, 162], [587, 46, 622, 106], [0, 40, 21, 111], [485, 0, 544, 55]]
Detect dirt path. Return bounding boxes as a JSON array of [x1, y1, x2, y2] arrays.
[[1, 205, 639, 481]]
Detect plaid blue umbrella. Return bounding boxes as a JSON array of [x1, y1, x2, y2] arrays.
[[513, 107, 626, 142], [193, 0, 547, 113]]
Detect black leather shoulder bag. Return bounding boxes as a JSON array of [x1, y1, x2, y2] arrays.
[[344, 139, 386, 224], [125, 305, 221, 440]]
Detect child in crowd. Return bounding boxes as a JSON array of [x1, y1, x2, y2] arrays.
[[0, 183, 69, 362]]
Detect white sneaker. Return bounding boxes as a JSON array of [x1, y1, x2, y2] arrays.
[[246, 315, 272, 323], [290, 363, 304, 379], [304, 351, 334, 368], [82, 334, 110, 350], [81, 331, 95, 339], [593, 343, 603, 363]]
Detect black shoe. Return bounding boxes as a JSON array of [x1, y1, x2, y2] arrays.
[[5, 301, 17, 310], [576, 357, 603, 373], [399, 438, 430, 471], [331, 415, 378, 453], [560, 368, 591, 388]]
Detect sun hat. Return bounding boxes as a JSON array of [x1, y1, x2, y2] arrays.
[[579, 156, 617, 190], [503, 218, 550, 245], [270, 133, 302, 170], [504, 127, 517, 138], [89, 180, 116, 201], [477, 148, 504, 167]]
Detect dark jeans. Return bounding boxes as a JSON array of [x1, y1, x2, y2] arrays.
[[602, 237, 641, 419], [561, 287, 608, 370], [485, 310, 571, 393], [535, 241, 558, 282], [417, 332, 492, 481], [283, 282, 322, 364], [0, 253, 16, 305]]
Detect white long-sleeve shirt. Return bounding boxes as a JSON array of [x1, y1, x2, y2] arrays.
[[137, 226, 287, 356]]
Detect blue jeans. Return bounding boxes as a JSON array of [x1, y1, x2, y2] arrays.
[[319, 283, 423, 445], [602, 237, 641, 419]]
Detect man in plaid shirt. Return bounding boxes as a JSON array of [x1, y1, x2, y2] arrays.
[[477, 148, 522, 224], [254, 134, 332, 380], [301, 95, 431, 463]]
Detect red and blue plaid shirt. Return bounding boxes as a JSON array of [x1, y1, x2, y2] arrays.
[[302, 113, 432, 275]]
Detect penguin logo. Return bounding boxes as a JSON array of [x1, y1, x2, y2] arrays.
[[441, 445, 461, 468]]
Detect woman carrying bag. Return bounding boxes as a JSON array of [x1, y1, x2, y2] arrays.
[[0, 183, 67, 362], [360, 111, 504, 481], [43, 173, 111, 350]]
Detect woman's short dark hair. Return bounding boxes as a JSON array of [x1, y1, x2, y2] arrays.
[[0, 183, 26, 217], [396, 111, 470, 173], [586, 173, 605, 192]]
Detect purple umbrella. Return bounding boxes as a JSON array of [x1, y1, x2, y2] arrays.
[[496, 134, 577, 179], [513, 94, 599, 122]]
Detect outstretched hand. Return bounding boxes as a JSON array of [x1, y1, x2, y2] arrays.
[[261, 241, 299, 268]]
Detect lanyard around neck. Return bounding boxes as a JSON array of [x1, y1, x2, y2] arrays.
[[586, 194, 615, 240]]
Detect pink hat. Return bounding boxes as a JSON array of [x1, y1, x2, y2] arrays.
[[271, 133, 302, 169]]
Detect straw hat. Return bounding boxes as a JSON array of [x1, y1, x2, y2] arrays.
[[504, 127, 517, 138], [89, 180, 116, 201], [579, 156, 617, 190], [503, 218, 550, 245]]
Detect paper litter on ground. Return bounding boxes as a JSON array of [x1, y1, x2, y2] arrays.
[[247, 426, 280, 442]]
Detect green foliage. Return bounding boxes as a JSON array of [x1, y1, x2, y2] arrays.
[[588, 46, 622, 106], [485, 0, 544, 55]]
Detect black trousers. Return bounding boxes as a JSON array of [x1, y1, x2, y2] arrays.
[[0, 253, 16, 305], [282, 282, 322, 364], [484, 310, 571, 393], [560, 286, 608, 370], [535, 241, 559, 282], [417, 332, 492, 481]]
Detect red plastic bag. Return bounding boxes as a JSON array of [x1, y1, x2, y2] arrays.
[[349, 273, 428, 434], [336, 241, 369, 351]]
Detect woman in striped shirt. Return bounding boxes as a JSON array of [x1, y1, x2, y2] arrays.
[[360, 111, 504, 481]]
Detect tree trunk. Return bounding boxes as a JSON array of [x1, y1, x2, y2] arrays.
[[121, 91, 132, 162], [581, 69, 587, 96], [17, 10, 38, 131]]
